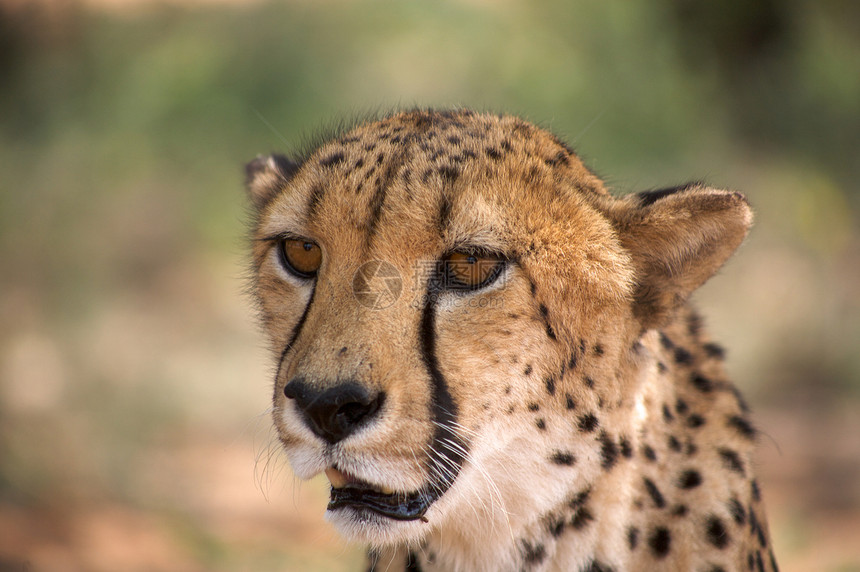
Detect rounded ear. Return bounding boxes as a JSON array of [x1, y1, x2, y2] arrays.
[[244, 154, 301, 211], [609, 184, 753, 329]]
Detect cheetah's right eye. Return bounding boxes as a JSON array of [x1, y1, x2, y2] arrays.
[[442, 251, 505, 290], [277, 238, 322, 279]]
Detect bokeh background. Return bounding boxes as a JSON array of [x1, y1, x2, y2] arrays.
[[1, 0, 859, 570]]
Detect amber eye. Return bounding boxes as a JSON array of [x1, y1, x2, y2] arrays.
[[278, 238, 322, 278], [443, 251, 504, 290]]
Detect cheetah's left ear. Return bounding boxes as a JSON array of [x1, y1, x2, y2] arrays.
[[610, 184, 753, 330], [244, 154, 301, 211]]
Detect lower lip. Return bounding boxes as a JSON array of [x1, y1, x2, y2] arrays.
[[327, 486, 439, 521]]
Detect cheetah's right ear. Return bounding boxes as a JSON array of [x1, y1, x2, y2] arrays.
[[610, 184, 753, 330], [244, 154, 301, 211]]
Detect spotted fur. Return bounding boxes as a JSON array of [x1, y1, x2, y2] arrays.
[[246, 110, 777, 571]]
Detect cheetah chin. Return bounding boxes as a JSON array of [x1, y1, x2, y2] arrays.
[[246, 109, 778, 572]]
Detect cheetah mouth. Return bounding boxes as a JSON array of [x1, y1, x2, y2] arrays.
[[324, 467, 439, 521]]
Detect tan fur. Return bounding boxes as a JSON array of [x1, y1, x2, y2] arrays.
[[246, 110, 776, 571]]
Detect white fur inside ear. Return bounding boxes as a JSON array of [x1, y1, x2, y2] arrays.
[[245, 153, 300, 210]]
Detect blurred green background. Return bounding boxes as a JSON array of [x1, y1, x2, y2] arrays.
[[1, 0, 858, 570]]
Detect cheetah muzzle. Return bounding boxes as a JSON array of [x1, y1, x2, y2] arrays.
[[245, 109, 778, 572]]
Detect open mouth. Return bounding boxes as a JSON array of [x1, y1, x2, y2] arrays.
[[324, 467, 439, 521]]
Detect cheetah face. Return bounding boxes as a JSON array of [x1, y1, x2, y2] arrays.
[[246, 111, 752, 549]]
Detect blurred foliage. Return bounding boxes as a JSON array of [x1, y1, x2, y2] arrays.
[[0, 0, 859, 570]]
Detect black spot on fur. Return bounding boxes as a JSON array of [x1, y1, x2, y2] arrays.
[[729, 498, 747, 526], [570, 506, 594, 530], [565, 394, 576, 410], [668, 435, 682, 452], [520, 541, 546, 564], [642, 445, 657, 462], [620, 437, 633, 458], [706, 515, 731, 549], [674, 346, 693, 365], [708, 567, 727, 572], [675, 399, 689, 415], [704, 342, 726, 359], [678, 469, 703, 489], [627, 526, 639, 550], [544, 150, 569, 167], [756, 552, 765, 572], [578, 413, 599, 432], [438, 165, 460, 184], [751, 479, 762, 502], [545, 376, 556, 396], [718, 448, 745, 475], [643, 477, 666, 508], [691, 374, 714, 392], [528, 402, 540, 412], [569, 487, 591, 508], [593, 344, 604, 356], [580, 560, 615, 572], [755, 517, 768, 547], [485, 147, 502, 161], [405, 552, 422, 571], [319, 151, 345, 167], [539, 304, 557, 340], [524, 364, 532, 376], [728, 415, 757, 440], [659, 332, 675, 349], [662, 404, 675, 422], [585, 376, 595, 389], [648, 526, 672, 558], [306, 184, 325, 219], [568, 352, 578, 370], [551, 451, 576, 466], [687, 414, 706, 428], [671, 504, 688, 517], [749, 509, 761, 540], [548, 516, 566, 538], [733, 387, 752, 413], [535, 418, 546, 430], [421, 167, 434, 184]]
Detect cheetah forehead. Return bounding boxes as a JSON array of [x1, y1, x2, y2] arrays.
[[258, 110, 613, 251]]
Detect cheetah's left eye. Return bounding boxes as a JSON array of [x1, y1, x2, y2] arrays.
[[443, 251, 505, 290]]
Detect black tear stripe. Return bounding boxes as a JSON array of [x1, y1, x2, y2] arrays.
[[273, 282, 317, 388], [419, 283, 468, 498]]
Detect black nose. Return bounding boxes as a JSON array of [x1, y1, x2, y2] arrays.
[[283, 379, 384, 444]]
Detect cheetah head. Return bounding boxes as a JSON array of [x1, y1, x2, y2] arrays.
[[246, 110, 751, 550]]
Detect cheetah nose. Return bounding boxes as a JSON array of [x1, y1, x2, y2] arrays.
[[283, 378, 384, 444]]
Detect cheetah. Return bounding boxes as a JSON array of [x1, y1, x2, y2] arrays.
[[245, 109, 777, 571]]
